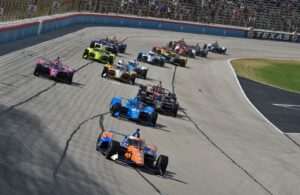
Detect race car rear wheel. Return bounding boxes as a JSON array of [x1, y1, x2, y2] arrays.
[[137, 53, 142, 61], [33, 67, 39, 76], [108, 56, 114, 64], [101, 67, 108, 77], [111, 103, 122, 117], [172, 104, 179, 117], [142, 70, 148, 79], [156, 155, 168, 176], [83, 49, 89, 59], [151, 112, 158, 127], [130, 77, 136, 85], [106, 140, 120, 160]]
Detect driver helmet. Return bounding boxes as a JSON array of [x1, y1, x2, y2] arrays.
[[117, 60, 124, 66]]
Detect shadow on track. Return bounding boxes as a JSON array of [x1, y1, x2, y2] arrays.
[[0, 105, 109, 195]]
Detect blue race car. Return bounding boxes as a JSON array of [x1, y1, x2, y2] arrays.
[[137, 51, 165, 67], [125, 60, 148, 79], [110, 97, 158, 127], [91, 37, 127, 55]]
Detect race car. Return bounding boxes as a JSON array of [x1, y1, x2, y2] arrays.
[[90, 40, 118, 55], [189, 43, 208, 57], [110, 97, 158, 127], [207, 41, 227, 54], [97, 35, 127, 53], [33, 57, 74, 84], [167, 40, 196, 58], [101, 60, 137, 85], [96, 128, 169, 175], [125, 60, 148, 79], [137, 85, 179, 117], [82, 43, 116, 64], [152, 46, 187, 67], [137, 51, 165, 67]]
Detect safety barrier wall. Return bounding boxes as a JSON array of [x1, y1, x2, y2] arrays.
[[0, 13, 298, 44]]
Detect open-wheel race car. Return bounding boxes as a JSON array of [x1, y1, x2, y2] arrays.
[[83, 42, 116, 64], [167, 40, 196, 58], [189, 43, 208, 57], [91, 36, 127, 55], [96, 128, 169, 176], [110, 97, 158, 127], [124, 60, 148, 79], [137, 51, 165, 67], [101, 60, 137, 85], [152, 46, 187, 67], [207, 41, 227, 54], [137, 84, 179, 117], [33, 57, 74, 84]]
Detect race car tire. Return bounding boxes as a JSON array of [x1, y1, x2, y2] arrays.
[[83, 49, 89, 59], [33, 67, 39, 76], [151, 112, 158, 127], [108, 56, 114, 64], [159, 60, 164, 67], [68, 75, 73, 84], [137, 53, 142, 61], [180, 60, 186, 67], [152, 47, 157, 53], [142, 70, 148, 79], [130, 77, 136, 85], [90, 41, 96, 48], [106, 140, 120, 160], [111, 103, 122, 117], [156, 155, 168, 176], [101, 67, 108, 77], [96, 133, 102, 151], [172, 104, 179, 117]]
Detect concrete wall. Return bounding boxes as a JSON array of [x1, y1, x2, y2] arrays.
[[0, 13, 297, 44]]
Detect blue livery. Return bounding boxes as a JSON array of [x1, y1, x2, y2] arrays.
[[125, 60, 148, 79], [110, 97, 158, 127]]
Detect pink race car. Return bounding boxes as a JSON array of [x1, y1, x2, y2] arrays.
[[33, 57, 74, 84]]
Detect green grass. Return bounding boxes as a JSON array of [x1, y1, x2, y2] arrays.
[[231, 58, 300, 93]]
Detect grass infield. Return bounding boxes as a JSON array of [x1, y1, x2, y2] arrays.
[[231, 58, 300, 93]]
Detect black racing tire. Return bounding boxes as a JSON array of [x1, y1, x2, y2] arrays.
[[130, 76, 136, 85], [152, 47, 157, 53], [108, 56, 114, 64], [137, 53, 142, 61], [159, 60, 164, 67], [90, 41, 96, 48], [156, 155, 168, 176], [180, 60, 186, 67], [33, 67, 39, 76], [68, 75, 73, 84], [101, 67, 108, 77], [111, 102, 122, 117], [151, 112, 158, 127], [106, 140, 120, 160], [142, 70, 148, 79], [83, 49, 89, 59], [172, 104, 179, 117]]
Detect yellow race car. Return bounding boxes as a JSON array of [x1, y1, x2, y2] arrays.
[[101, 60, 137, 85]]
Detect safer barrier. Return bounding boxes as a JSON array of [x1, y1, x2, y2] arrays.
[[0, 13, 298, 44]]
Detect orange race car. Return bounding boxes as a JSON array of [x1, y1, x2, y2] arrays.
[[152, 46, 188, 67], [96, 128, 169, 175]]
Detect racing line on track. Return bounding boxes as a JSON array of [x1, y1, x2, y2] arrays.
[[0, 60, 94, 114], [171, 65, 273, 195], [52, 111, 110, 195]]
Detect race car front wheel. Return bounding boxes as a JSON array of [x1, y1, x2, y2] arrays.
[[151, 112, 158, 127], [106, 140, 120, 160], [83, 49, 89, 59], [156, 155, 168, 176], [101, 67, 108, 77]]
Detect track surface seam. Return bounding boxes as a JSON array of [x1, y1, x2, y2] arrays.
[[172, 65, 273, 195], [52, 112, 110, 195]]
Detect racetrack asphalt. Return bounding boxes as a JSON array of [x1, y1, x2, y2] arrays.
[[1, 25, 300, 195], [237, 76, 300, 133]]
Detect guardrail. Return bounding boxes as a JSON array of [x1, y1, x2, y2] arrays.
[[0, 13, 299, 45]]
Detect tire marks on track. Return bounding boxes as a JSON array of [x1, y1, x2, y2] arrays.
[[52, 112, 110, 195], [171, 65, 273, 195]]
